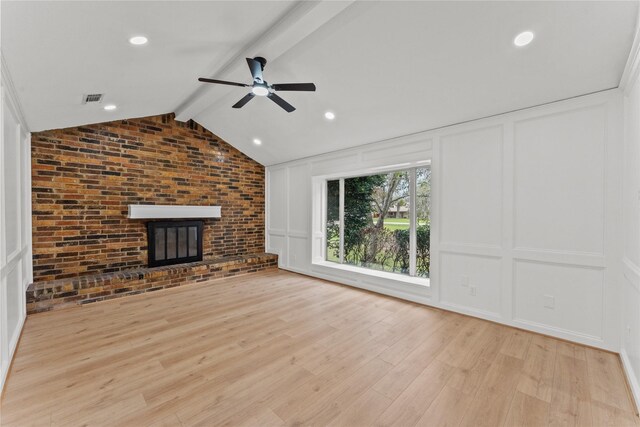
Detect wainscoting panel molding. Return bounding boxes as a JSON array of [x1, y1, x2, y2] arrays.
[[267, 89, 623, 351], [0, 54, 31, 393], [621, 24, 640, 410]]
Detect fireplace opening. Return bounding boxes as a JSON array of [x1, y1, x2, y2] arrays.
[[147, 220, 203, 268]]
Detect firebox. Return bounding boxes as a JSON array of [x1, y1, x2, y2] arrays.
[[147, 220, 203, 267]]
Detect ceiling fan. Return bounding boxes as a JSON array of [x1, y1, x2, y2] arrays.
[[198, 57, 316, 113]]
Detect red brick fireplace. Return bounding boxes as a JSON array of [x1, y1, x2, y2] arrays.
[[27, 113, 276, 313]]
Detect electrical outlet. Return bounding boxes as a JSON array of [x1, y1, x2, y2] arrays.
[[461, 275, 469, 287], [543, 294, 555, 309], [469, 286, 477, 296]]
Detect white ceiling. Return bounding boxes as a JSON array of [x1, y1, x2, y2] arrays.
[[2, 1, 638, 166], [0, 1, 296, 130]]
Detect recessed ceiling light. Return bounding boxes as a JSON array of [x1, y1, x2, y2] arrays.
[[324, 111, 335, 120], [253, 138, 262, 145], [514, 31, 534, 47], [103, 104, 117, 111], [129, 36, 148, 46]]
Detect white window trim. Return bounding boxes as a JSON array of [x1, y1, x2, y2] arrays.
[[313, 260, 430, 287], [409, 168, 417, 276], [338, 178, 345, 264], [316, 162, 431, 286]]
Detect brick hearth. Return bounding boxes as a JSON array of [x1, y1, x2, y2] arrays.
[[26, 253, 278, 314]]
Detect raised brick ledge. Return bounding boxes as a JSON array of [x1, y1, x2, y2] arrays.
[[26, 253, 278, 314]]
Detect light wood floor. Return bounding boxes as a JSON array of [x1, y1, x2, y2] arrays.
[[1, 270, 638, 427]]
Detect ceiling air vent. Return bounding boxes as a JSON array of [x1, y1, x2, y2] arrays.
[[82, 93, 103, 104]]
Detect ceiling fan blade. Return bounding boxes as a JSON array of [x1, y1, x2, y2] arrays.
[[246, 58, 264, 83], [268, 93, 296, 113], [232, 93, 255, 109], [272, 83, 316, 92], [198, 77, 249, 87]]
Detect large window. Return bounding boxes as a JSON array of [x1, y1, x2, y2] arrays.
[[326, 166, 431, 278]]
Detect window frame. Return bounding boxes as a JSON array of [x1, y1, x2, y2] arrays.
[[324, 163, 430, 280]]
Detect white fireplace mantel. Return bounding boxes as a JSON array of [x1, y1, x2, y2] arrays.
[[127, 205, 221, 219]]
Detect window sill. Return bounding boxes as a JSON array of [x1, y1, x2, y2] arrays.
[[312, 260, 430, 287]]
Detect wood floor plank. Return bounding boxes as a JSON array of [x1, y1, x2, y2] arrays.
[[149, 413, 185, 427], [281, 357, 393, 426], [458, 353, 524, 427], [326, 388, 392, 427], [372, 314, 467, 401], [178, 363, 314, 426], [376, 359, 454, 427], [435, 317, 489, 368], [503, 391, 550, 427], [500, 328, 533, 360], [585, 346, 635, 413], [235, 407, 285, 427], [556, 340, 587, 361], [272, 345, 390, 423], [444, 322, 511, 397], [548, 354, 593, 427], [53, 392, 147, 426], [415, 384, 475, 427], [517, 334, 557, 403], [549, 391, 593, 427], [1, 270, 637, 427], [378, 308, 445, 365], [591, 400, 640, 427]]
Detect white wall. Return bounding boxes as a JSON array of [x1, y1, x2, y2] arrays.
[[0, 53, 32, 392], [621, 32, 640, 410], [267, 89, 623, 351]]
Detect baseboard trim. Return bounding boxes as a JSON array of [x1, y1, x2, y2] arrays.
[[621, 349, 640, 416]]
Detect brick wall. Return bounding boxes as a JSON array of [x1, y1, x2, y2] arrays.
[[31, 114, 265, 282]]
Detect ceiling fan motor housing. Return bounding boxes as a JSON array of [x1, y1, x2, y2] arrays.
[[254, 56, 267, 70]]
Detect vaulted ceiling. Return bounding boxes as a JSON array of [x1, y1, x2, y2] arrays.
[[2, 1, 637, 165]]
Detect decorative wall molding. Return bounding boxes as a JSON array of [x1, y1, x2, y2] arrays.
[[621, 43, 640, 416], [267, 89, 623, 351], [0, 51, 31, 394], [0, 245, 29, 280], [438, 243, 503, 258], [512, 248, 607, 268]]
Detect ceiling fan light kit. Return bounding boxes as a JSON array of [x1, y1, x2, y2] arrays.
[[198, 57, 316, 113], [251, 85, 269, 96]]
